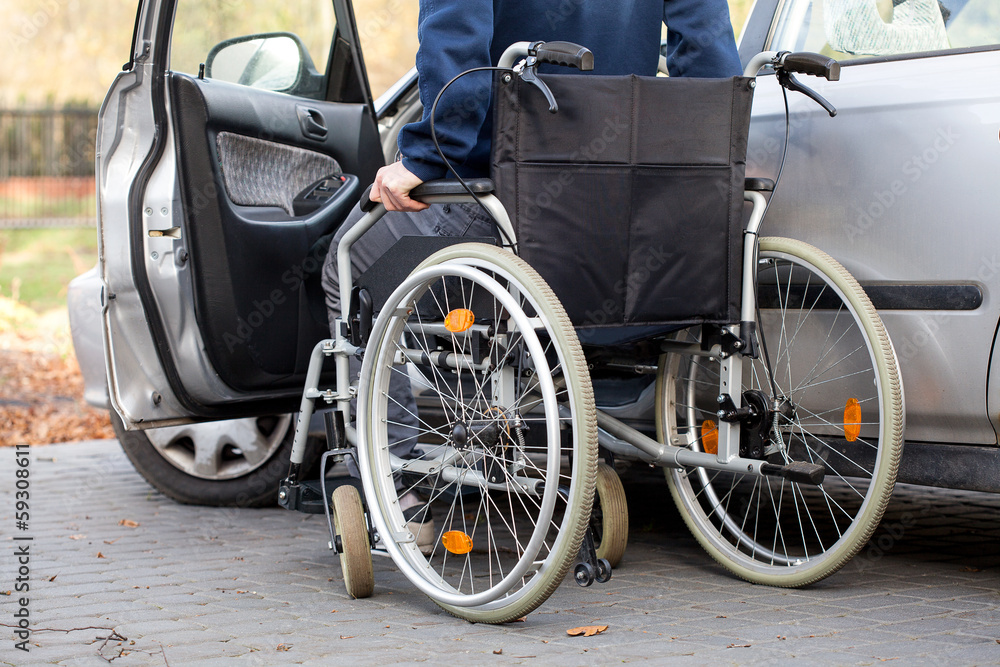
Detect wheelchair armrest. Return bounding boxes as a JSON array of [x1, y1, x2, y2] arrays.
[[360, 178, 495, 213], [412, 178, 495, 198], [745, 177, 775, 192]]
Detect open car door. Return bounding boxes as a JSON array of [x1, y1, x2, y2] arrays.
[[99, 0, 383, 428]]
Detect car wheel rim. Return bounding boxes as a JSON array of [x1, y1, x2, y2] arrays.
[[145, 415, 292, 480]]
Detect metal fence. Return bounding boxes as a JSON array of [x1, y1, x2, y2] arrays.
[[0, 108, 99, 228]]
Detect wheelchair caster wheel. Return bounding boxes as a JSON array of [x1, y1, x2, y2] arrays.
[[595, 557, 612, 584], [574, 562, 596, 587], [332, 485, 374, 599], [593, 463, 628, 568]]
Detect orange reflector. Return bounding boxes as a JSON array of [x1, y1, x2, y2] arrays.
[[442, 530, 473, 555], [844, 398, 862, 442], [444, 308, 475, 333], [701, 419, 719, 455]]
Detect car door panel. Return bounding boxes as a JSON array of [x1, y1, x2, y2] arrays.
[[170, 73, 375, 393], [101, 0, 381, 428]]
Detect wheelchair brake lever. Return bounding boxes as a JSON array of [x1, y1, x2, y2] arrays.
[[520, 57, 559, 113], [777, 70, 837, 118]]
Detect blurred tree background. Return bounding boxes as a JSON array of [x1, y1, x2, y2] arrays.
[[0, 0, 754, 107]]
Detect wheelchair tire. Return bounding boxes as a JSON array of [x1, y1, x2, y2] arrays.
[[593, 462, 628, 568], [357, 243, 597, 623], [332, 485, 374, 599], [657, 236, 903, 587]]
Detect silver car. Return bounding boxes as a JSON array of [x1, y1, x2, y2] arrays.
[[71, 0, 1000, 508]]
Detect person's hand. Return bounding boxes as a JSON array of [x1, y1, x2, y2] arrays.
[[370, 161, 428, 212]]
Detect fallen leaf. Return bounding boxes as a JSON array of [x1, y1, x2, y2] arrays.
[[340, 635, 354, 640], [276, 644, 291, 652], [716, 615, 726, 618], [493, 649, 503, 655], [119, 519, 139, 528], [514, 617, 527, 623], [96, 552, 105, 559], [104, 539, 119, 545], [69, 534, 85, 540], [727, 643, 752, 649], [48, 575, 57, 582], [567, 625, 608, 637]]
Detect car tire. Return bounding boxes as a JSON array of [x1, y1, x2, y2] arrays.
[[111, 411, 319, 508]]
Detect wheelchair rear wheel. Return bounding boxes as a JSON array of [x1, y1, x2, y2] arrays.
[[358, 243, 597, 622], [657, 236, 903, 587]]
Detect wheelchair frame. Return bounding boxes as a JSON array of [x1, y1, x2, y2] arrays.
[[276, 46, 905, 622]]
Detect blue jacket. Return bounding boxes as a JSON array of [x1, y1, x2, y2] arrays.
[[399, 0, 742, 182]]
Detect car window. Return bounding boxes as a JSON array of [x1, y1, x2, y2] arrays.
[[170, 0, 336, 99], [354, 1, 420, 99], [770, 0, 1000, 60]]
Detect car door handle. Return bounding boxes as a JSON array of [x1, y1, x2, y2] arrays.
[[297, 106, 328, 140]]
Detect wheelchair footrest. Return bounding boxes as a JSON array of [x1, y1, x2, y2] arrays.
[[278, 478, 366, 514]]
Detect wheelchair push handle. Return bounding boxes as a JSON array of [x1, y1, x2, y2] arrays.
[[531, 41, 594, 71], [780, 52, 840, 81], [744, 51, 841, 118]]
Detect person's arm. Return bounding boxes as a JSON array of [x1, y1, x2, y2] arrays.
[[663, 0, 743, 78], [370, 0, 495, 212], [662, 0, 742, 78], [398, 0, 495, 182]]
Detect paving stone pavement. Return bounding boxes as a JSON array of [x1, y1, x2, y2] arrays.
[[1, 440, 999, 665]]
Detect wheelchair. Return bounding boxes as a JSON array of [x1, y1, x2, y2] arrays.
[[277, 43, 904, 623]]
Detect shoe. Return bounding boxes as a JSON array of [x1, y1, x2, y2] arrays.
[[402, 503, 435, 555]]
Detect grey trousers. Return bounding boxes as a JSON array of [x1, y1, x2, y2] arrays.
[[320, 202, 496, 475]]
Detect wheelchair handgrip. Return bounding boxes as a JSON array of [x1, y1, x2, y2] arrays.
[[781, 52, 840, 81], [360, 184, 378, 212], [533, 41, 594, 72]]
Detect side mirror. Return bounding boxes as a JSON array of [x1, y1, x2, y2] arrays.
[[205, 32, 323, 96]]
